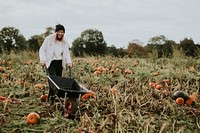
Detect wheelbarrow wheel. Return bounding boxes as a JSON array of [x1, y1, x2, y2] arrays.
[[47, 88, 55, 106], [64, 98, 78, 119]]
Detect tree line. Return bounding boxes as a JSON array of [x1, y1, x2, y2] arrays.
[[0, 26, 199, 58]]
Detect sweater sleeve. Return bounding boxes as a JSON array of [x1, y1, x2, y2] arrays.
[[64, 41, 72, 65], [39, 37, 48, 63]]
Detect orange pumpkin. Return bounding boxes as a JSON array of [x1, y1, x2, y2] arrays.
[[186, 98, 194, 105], [96, 66, 104, 72], [81, 91, 95, 100], [103, 68, 110, 74], [40, 93, 48, 102], [0, 96, 6, 100], [110, 63, 115, 69], [155, 84, 163, 90], [148, 82, 157, 88], [34, 84, 43, 89], [189, 94, 198, 101], [64, 101, 72, 117], [176, 97, 184, 105], [2, 73, 8, 78], [27, 112, 40, 124], [0, 96, 12, 103], [125, 69, 132, 74], [111, 87, 117, 95], [163, 79, 170, 84], [0, 67, 5, 72], [7, 66, 12, 70], [93, 71, 101, 76], [6, 99, 12, 103], [113, 68, 121, 74], [22, 81, 29, 87], [162, 89, 168, 95], [154, 72, 158, 76]]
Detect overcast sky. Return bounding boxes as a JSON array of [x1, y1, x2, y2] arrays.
[[0, 0, 200, 48]]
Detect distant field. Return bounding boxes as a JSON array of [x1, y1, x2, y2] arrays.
[[0, 51, 200, 133]]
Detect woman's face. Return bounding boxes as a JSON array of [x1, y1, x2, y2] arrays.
[[56, 30, 64, 40]]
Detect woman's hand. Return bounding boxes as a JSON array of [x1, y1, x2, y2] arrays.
[[68, 64, 72, 69], [40, 60, 46, 68]]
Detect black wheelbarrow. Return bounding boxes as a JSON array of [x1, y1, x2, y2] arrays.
[[47, 68, 90, 119]]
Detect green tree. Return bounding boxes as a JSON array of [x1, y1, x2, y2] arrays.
[[107, 45, 118, 56], [72, 29, 107, 56], [71, 37, 85, 57], [28, 35, 44, 52], [127, 40, 147, 58], [196, 44, 200, 57], [147, 35, 168, 58], [0, 26, 27, 53], [162, 40, 176, 58], [117, 48, 127, 58], [179, 38, 197, 57], [145, 35, 176, 58], [27, 26, 54, 52], [43, 26, 54, 37], [148, 35, 167, 45]]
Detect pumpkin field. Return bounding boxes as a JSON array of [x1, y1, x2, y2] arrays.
[[0, 51, 200, 133]]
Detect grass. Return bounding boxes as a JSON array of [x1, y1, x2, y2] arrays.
[[0, 51, 200, 133]]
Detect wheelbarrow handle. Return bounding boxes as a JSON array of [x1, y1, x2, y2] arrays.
[[69, 66, 72, 78]]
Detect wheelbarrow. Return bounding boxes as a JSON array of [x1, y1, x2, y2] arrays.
[[47, 68, 90, 119]]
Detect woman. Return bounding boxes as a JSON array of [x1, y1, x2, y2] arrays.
[[39, 24, 72, 76], [39, 24, 72, 105]]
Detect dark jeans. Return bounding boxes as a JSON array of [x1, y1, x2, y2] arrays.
[[46, 60, 62, 104], [46, 60, 63, 76]]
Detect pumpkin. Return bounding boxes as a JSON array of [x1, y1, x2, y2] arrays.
[[0, 96, 12, 103], [162, 89, 169, 95], [186, 97, 195, 105], [96, 66, 104, 72], [34, 84, 43, 89], [155, 84, 163, 90], [27, 112, 40, 124], [0, 67, 5, 73], [148, 82, 157, 88], [163, 79, 170, 84], [22, 81, 29, 87], [40, 93, 48, 102], [64, 101, 71, 117], [154, 72, 158, 76], [172, 91, 189, 102], [0, 96, 6, 100], [176, 97, 184, 105], [81, 91, 95, 100], [125, 69, 132, 74], [113, 68, 121, 74], [2, 73, 8, 78], [93, 71, 101, 76], [111, 87, 117, 95], [110, 63, 115, 69], [189, 94, 198, 101]]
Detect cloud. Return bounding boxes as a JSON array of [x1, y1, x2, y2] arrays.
[[0, 0, 200, 48]]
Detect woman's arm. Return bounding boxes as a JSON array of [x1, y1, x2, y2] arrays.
[[64, 41, 72, 66], [39, 37, 48, 65]]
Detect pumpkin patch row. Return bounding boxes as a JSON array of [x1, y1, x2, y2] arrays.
[[172, 91, 199, 106]]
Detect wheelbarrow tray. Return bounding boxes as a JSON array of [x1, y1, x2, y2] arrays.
[[47, 75, 89, 98]]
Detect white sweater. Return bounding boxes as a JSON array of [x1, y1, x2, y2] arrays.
[[52, 41, 63, 60], [39, 33, 72, 69]]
